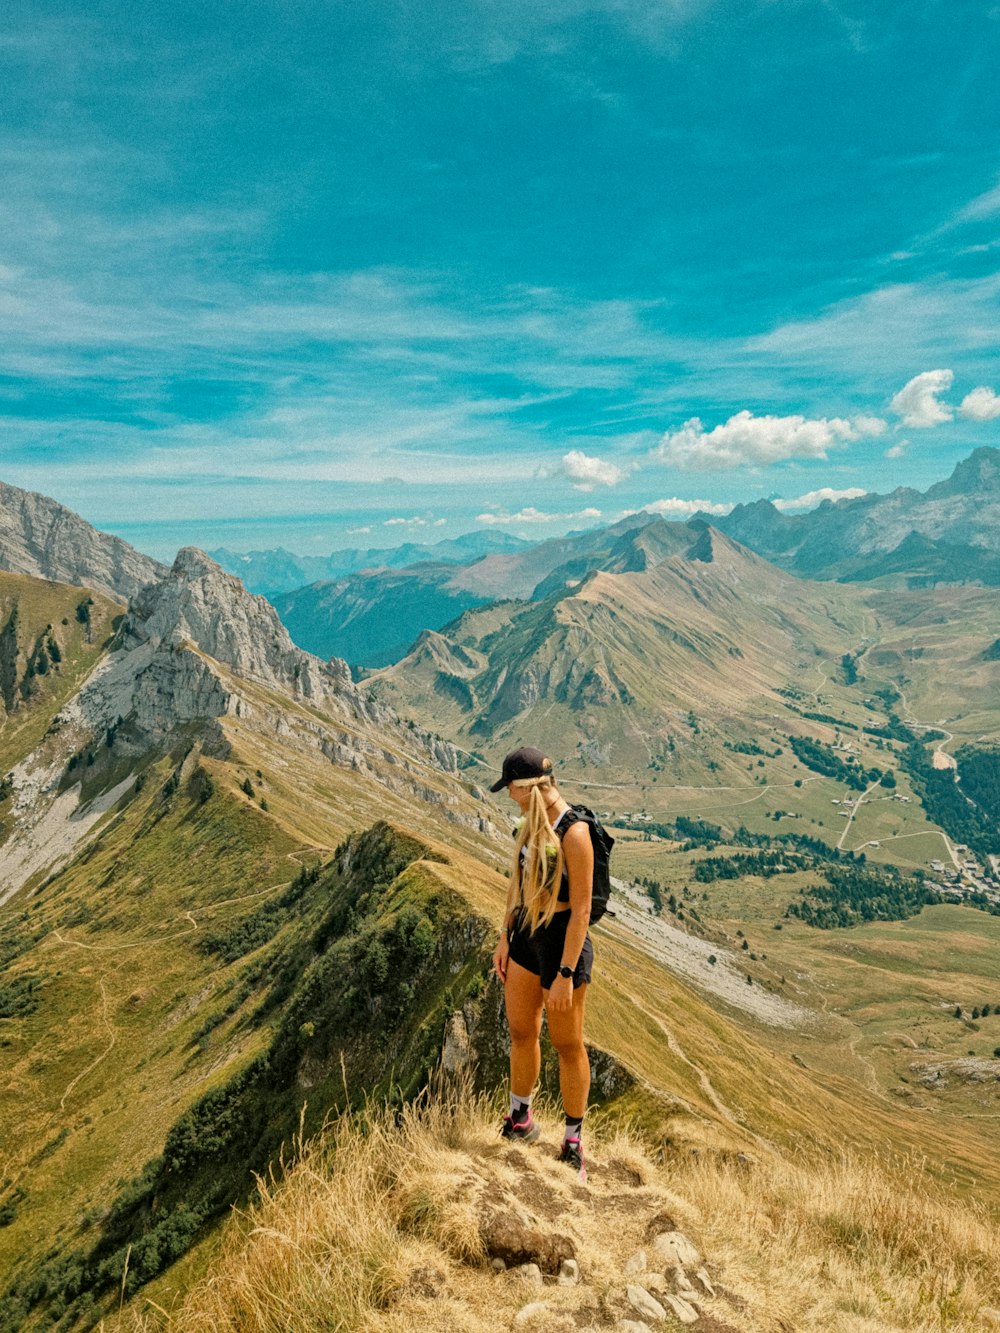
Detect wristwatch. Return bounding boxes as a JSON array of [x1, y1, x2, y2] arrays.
[[558, 964, 573, 979]]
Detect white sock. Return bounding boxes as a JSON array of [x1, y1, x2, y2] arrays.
[[510, 1093, 532, 1122]]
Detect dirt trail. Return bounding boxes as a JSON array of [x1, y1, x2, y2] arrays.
[[836, 775, 883, 851], [59, 978, 116, 1111], [627, 990, 779, 1154]]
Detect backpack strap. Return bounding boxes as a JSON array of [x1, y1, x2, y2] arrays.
[[552, 807, 583, 840]]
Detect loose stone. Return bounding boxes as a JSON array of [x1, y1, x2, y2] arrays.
[[624, 1248, 648, 1276], [511, 1263, 543, 1285], [663, 1293, 700, 1325], [513, 1301, 552, 1327], [627, 1283, 667, 1322], [694, 1267, 716, 1298], [651, 1230, 701, 1268]]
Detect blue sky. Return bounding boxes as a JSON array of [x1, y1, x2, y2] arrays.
[[2, 0, 999, 559]]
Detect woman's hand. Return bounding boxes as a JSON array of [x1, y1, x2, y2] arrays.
[[492, 932, 510, 983], [546, 974, 573, 1013]]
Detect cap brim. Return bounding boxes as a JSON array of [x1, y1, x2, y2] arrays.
[[488, 776, 506, 793]]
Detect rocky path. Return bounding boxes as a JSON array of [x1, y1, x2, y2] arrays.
[[462, 1128, 745, 1333]]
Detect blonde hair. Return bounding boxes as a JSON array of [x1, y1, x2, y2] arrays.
[[510, 776, 565, 934]]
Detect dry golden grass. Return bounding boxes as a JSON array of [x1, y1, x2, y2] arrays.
[[105, 1079, 1000, 1333], [664, 1147, 1000, 1331]]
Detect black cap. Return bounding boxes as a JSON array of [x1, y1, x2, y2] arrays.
[[489, 746, 553, 792]]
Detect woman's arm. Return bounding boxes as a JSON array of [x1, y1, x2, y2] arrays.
[[547, 820, 593, 1011], [492, 868, 522, 982]]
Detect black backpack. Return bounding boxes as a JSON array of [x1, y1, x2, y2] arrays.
[[555, 804, 615, 924]]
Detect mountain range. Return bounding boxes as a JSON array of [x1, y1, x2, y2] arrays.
[[251, 448, 1000, 670], [709, 445, 1000, 584], [0, 474, 998, 1329], [210, 530, 531, 597], [368, 517, 877, 779]]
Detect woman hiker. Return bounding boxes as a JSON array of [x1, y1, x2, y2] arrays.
[[490, 746, 593, 1181]]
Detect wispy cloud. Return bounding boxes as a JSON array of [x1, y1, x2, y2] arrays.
[[477, 506, 602, 525], [750, 277, 1000, 375], [951, 178, 1000, 226]]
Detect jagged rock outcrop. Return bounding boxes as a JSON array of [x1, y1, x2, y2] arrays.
[[0, 479, 166, 599], [64, 547, 461, 786], [123, 547, 343, 702]]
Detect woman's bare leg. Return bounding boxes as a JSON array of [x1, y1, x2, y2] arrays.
[[504, 958, 544, 1098], [544, 983, 590, 1119]]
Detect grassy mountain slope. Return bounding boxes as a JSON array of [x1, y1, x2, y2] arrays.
[[372, 523, 875, 781], [0, 574, 121, 778], [111, 1090, 1000, 1333], [2, 545, 999, 1330], [5, 658, 1000, 1329]]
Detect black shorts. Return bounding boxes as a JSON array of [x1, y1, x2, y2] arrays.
[[507, 909, 593, 991]]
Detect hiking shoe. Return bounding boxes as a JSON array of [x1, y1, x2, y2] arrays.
[[501, 1114, 540, 1144], [557, 1137, 587, 1182]]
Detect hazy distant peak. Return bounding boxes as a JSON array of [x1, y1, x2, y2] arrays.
[[926, 445, 1000, 499]]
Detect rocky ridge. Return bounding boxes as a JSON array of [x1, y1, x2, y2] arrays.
[[0, 478, 166, 599], [711, 445, 1000, 581]]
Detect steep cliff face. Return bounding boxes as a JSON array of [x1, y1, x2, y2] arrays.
[[124, 548, 341, 701], [70, 546, 459, 763], [0, 480, 165, 600]]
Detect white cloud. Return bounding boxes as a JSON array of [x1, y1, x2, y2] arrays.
[[642, 497, 734, 517], [653, 410, 885, 470], [347, 525, 372, 534], [852, 415, 889, 437], [560, 449, 626, 490], [772, 487, 867, 511], [477, 506, 602, 526], [959, 385, 1000, 421], [884, 441, 908, 459], [889, 369, 954, 427], [432, 517, 447, 526], [384, 515, 427, 527]]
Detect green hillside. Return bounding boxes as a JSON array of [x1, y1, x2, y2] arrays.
[[0, 574, 121, 778]]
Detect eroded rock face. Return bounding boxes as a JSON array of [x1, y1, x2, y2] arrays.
[[0, 479, 166, 599], [124, 547, 336, 701]]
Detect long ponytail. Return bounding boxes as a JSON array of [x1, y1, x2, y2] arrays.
[[510, 776, 564, 934]]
